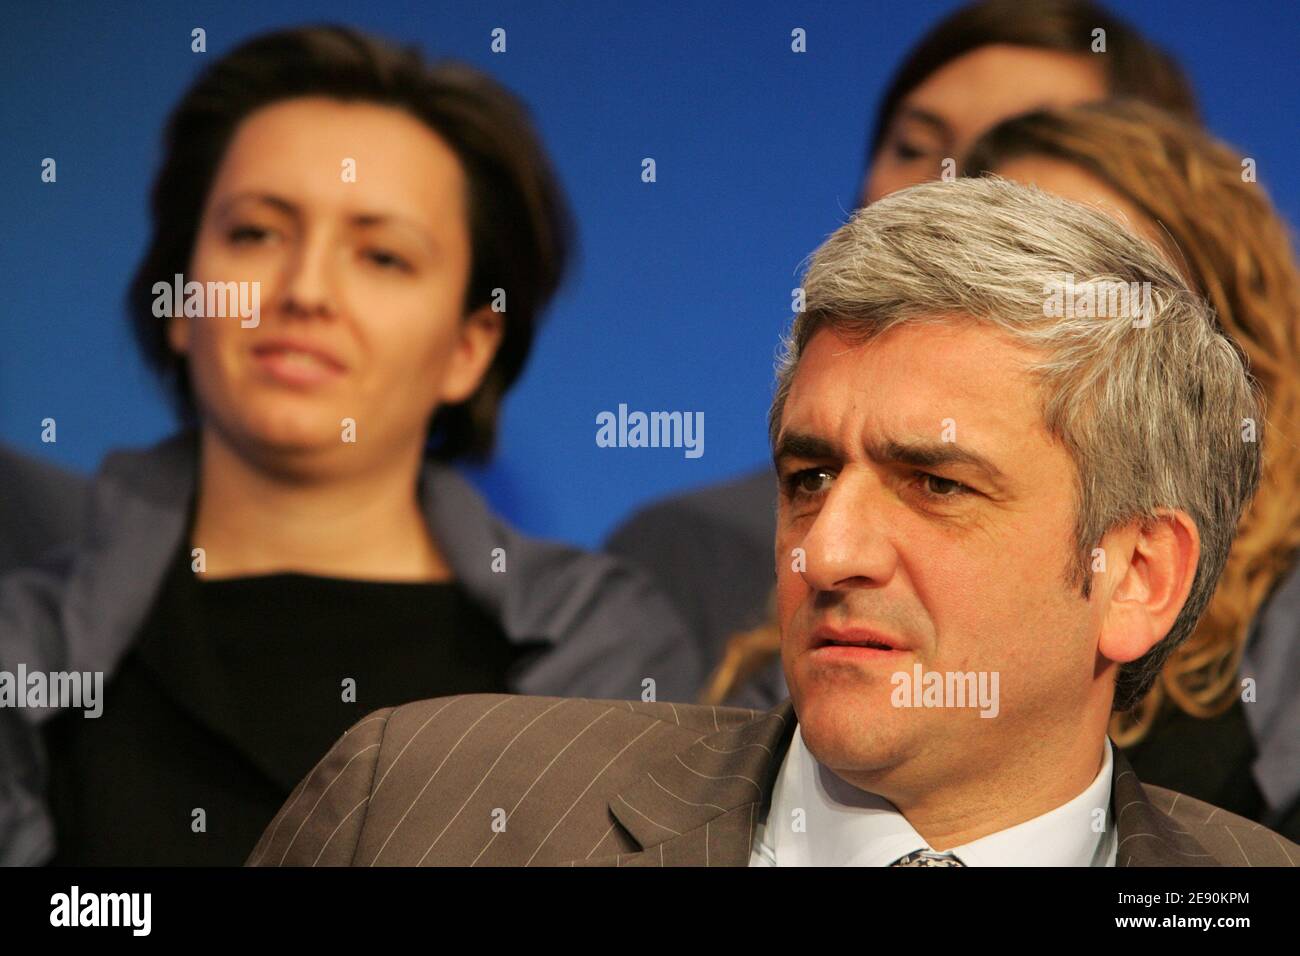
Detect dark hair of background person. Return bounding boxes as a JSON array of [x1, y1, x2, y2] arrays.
[[865, 0, 1200, 169], [126, 24, 574, 462], [963, 99, 1300, 742]]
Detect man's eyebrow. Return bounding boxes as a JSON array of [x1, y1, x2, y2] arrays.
[[868, 437, 1009, 488], [773, 431, 1011, 489], [772, 432, 842, 470]]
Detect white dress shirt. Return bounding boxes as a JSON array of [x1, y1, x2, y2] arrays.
[[749, 725, 1117, 866]]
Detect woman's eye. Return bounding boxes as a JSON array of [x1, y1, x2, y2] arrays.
[[893, 139, 925, 161], [364, 248, 412, 272], [227, 224, 271, 244]]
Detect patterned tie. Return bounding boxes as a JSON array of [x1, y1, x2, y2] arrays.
[[890, 849, 967, 866]]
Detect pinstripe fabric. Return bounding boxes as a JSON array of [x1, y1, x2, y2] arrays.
[[1116, 770, 1298, 866], [247, 694, 1298, 867]]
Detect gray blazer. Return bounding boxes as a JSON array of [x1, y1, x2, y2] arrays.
[[248, 693, 1299, 867], [0, 443, 88, 576], [0, 432, 704, 866]]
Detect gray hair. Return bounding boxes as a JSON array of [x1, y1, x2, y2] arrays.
[[771, 176, 1263, 712]]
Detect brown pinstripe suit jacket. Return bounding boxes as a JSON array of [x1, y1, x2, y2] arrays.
[[247, 694, 1299, 867]]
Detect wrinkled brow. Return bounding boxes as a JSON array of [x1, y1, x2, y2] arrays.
[[773, 430, 1011, 492]]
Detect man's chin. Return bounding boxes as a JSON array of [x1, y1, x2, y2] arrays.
[[791, 683, 913, 778]]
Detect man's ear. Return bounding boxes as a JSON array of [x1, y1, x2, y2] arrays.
[[438, 304, 506, 406], [1096, 509, 1201, 665], [166, 313, 190, 355]]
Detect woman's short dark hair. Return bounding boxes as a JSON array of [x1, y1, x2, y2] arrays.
[[127, 24, 573, 462], [867, 0, 1199, 165]]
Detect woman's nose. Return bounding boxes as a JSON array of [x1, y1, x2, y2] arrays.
[[277, 236, 338, 319]]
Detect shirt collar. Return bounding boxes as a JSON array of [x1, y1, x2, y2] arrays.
[[760, 725, 1115, 866]]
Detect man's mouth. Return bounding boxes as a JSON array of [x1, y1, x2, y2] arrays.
[[824, 638, 895, 650], [810, 626, 912, 654]]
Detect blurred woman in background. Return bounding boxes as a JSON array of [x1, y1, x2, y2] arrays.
[[0, 25, 701, 866], [859, 0, 1195, 201]]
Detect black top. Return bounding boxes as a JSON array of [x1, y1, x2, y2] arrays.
[[43, 541, 538, 866]]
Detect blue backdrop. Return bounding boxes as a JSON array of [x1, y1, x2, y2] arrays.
[[3, 0, 1298, 548]]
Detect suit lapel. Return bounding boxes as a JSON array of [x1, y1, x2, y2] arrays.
[[593, 707, 1219, 866], [1111, 747, 1218, 866], [591, 699, 795, 866]]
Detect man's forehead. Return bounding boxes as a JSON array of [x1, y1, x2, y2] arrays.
[[780, 323, 1048, 465], [789, 322, 1034, 404]]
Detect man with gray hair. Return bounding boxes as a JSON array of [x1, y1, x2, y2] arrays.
[[248, 178, 1295, 866]]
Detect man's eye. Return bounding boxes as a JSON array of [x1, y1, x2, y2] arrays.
[[916, 472, 972, 500], [785, 468, 835, 499]]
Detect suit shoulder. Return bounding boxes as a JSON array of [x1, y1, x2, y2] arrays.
[[1146, 784, 1264, 830], [1145, 784, 1299, 866], [617, 697, 762, 734], [247, 706, 396, 866], [368, 695, 763, 779], [382, 693, 758, 741]]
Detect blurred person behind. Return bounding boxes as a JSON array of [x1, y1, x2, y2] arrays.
[[0, 24, 702, 867]]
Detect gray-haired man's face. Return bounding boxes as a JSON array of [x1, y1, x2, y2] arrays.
[[772, 320, 1190, 825]]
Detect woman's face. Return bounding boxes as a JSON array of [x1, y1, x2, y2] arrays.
[[171, 96, 502, 472], [862, 44, 1107, 204]]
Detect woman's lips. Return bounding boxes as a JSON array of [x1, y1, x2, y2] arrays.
[[251, 346, 346, 387]]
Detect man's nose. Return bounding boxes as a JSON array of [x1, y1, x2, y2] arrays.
[[797, 472, 897, 593]]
